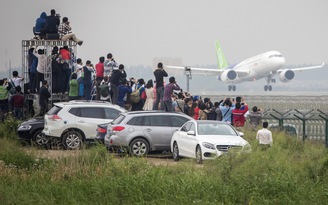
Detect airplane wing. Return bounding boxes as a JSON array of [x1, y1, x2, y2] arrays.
[[166, 65, 249, 76], [277, 62, 325, 72]]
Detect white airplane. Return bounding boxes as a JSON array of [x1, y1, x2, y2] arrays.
[[167, 41, 325, 91]]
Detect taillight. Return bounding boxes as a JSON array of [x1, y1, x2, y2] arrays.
[[112, 126, 125, 132], [97, 127, 107, 133], [48, 115, 62, 121]]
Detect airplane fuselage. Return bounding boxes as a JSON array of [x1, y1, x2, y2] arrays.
[[220, 51, 286, 83]]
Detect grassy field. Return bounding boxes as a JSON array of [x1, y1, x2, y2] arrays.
[[0, 118, 328, 204]]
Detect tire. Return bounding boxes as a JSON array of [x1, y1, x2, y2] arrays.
[[62, 130, 82, 150], [172, 142, 180, 161], [196, 145, 203, 164], [129, 138, 149, 157], [32, 130, 48, 147]]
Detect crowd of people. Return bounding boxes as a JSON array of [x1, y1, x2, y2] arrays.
[[1, 8, 273, 147]]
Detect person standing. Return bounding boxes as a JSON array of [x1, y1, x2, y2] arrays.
[[110, 64, 127, 105], [95, 56, 105, 100], [163, 76, 180, 112], [83, 60, 94, 100], [256, 121, 273, 149], [248, 106, 263, 131], [117, 78, 132, 108], [69, 73, 79, 100], [143, 79, 155, 111], [33, 47, 46, 92], [220, 98, 235, 124], [39, 80, 51, 116], [153, 62, 168, 110], [103, 53, 118, 79], [10, 86, 25, 120], [232, 101, 249, 128], [0, 79, 9, 122]]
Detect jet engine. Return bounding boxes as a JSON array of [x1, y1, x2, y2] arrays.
[[219, 69, 238, 82], [279, 70, 295, 82]]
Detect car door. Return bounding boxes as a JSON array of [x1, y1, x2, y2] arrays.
[[76, 107, 105, 139], [177, 122, 193, 156], [179, 122, 198, 157], [142, 115, 171, 150]]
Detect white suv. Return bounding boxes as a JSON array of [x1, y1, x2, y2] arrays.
[[42, 101, 126, 149]]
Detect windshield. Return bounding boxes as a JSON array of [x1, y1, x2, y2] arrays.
[[197, 123, 238, 136]]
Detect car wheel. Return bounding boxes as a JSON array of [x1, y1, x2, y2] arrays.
[[32, 130, 48, 147], [172, 142, 180, 161], [62, 130, 82, 150], [196, 145, 203, 164], [129, 138, 149, 157]]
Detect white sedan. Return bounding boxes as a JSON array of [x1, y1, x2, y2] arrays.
[[170, 120, 251, 164]]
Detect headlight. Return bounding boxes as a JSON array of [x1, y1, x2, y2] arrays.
[[18, 125, 32, 131], [243, 143, 252, 152], [202, 142, 215, 150]]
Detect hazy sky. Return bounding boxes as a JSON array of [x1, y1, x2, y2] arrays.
[[0, 0, 327, 73]]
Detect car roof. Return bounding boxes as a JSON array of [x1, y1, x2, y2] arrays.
[[122, 110, 193, 118], [53, 101, 126, 111]]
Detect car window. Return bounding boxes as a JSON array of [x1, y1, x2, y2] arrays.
[[112, 114, 125, 124], [145, 115, 170, 127], [171, 116, 189, 127], [104, 108, 121, 119], [190, 123, 196, 132], [79, 107, 104, 118], [47, 106, 62, 115], [69, 108, 79, 116], [127, 116, 144, 126], [181, 122, 192, 132]]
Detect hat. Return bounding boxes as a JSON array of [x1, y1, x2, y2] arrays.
[[193, 95, 199, 102]]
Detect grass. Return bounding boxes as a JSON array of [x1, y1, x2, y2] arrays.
[[0, 119, 328, 204]]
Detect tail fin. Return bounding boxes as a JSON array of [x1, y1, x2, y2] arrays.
[[215, 41, 228, 69]]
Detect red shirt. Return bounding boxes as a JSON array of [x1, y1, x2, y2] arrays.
[[232, 105, 248, 127], [60, 49, 70, 60], [10, 94, 25, 108], [193, 107, 200, 120], [95, 62, 104, 77]]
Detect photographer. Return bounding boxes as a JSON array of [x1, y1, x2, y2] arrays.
[[0, 79, 9, 122], [163, 76, 180, 112], [219, 98, 235, 124], [110, 64, 127, 105], [153, 62, 168, 110], [58, 17, 83, 45]]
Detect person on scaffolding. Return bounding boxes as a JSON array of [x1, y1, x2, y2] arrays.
[[58, 17, 83, 46]]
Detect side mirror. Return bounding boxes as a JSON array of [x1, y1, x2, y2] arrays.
[[187, 130, 195, 136], [239, 132, 244, 137]]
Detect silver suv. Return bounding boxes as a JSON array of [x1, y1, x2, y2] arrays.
[[104, 111, 193, 156], [42, 101, 126, 149]]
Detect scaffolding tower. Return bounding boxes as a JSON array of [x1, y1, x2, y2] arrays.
[[21, 40, 78, 103]]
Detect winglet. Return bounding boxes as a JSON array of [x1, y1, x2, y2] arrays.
[[215, 41, 228, 70]]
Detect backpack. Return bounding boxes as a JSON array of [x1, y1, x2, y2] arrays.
[[130, 86, 142, 103], [7, 79, 16, 94], [99, 84, 109, 97]]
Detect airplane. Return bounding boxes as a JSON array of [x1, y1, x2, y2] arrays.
[[166, 41, 325, 91]]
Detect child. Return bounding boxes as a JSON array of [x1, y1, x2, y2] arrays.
[[69, 73, 79, 100]]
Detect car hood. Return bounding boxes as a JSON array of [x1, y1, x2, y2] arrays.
[[20, 117, 45, 125], [200, 135, 249, 146]]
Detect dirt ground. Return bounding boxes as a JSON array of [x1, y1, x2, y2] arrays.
[[28, 149, 179, 166]]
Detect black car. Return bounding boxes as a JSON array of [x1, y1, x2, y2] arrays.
[[17, 116, 48, 146], [95, 123, 109, 144]]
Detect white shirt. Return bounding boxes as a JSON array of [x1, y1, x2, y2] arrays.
[[10, 77, 23, 87], [33, 49, 47, 74], [256, 128, 273, 146], [75, 64, 83, 79]]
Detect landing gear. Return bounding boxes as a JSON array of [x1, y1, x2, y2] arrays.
[[228, 85, 236, 91], [264, 85, 272, 91], [264, 75, 275, 92]]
